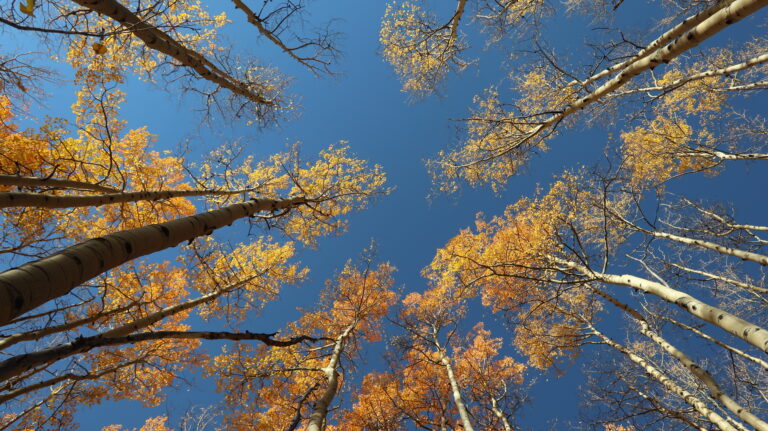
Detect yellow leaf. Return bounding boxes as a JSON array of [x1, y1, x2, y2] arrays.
[[19, 0, 35, 16], [92, 42, 108, 55]]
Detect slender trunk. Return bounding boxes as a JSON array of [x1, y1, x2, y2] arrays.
[[612, 52, 768, 97], [556, 258, 768, 353], [1, 276, 253, 350], [0, 303, 134, 350], [0, 196, 306, 325], [0, 188, 249, 209], [595, 288, 768, 431], [668, 262, 768, 294], [0, 330, 314, 384], [649, 230, 768, 266], [0, 174, 117, 193], [570, 0, 736, 90], [0, 360, 138, 404], [307, 324, 355, 431], [489, 396, 512, 431], [70, 0, 274, 106], [512, 0, 765, 156], [618, 374, 709, 431], [432, 330, 475, 431], [448, 0, 469, 44], [656, 313, 768, 370], [589, 324, 738, 431], [101, 276, 258, 338]]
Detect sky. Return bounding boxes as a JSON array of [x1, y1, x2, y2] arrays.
[[3, 0, 767, 429]]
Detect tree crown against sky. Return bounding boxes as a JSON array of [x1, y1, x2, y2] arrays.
[[0, 0, 766, 429]]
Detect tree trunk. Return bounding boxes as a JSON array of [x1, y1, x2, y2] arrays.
[[0, 196, 306, 325], [0, 330, 313, 384], [571, 0, 736, 90], [595, 288, 768, 430], [0, 188, 250, 209], [0, 174, 118, 193], [490, 396, 512, 431], [525, 0, 766, 150], [589, 324, 738, 431], [307, 324, 354, 431], [440, 354, 475, 431], [649, 230, 768, 266], [70, 0, 274, 106], [556, 258, 768, 353]]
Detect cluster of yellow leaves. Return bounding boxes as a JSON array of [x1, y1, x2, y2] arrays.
[[620, 52, 733, 187], [199, 142, 388, 246], [517, 67, 577, 119], [187, 237, 306, 322], [435, 87, 547, 193], [621, 115, 719, 188], [380, 2, 467, 97], [428, 176, 607, 369]]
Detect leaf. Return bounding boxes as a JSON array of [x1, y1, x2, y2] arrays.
[[92, 42, 108, 55], [18, 0, 36, 16]]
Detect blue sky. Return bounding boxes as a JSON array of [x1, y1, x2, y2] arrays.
[[4, 0, 767, 429]]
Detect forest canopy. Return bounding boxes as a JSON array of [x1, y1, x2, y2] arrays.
[[0, 0, 766, 430]]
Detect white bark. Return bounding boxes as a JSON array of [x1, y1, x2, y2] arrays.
[[0, 188, 248, 209], [570, 0, 737, 90], [612, 52, 768, 97], [467, 0, 766, 166], [490, 396, 513, 431], [589, 324, 738, 431], [657, 313, 768, 370], [668, 262, 768, 294], [595, 288, 768, 430], [71, 0, 275, 106], [0, 196, 306, 325], [555, 258, 768, 353], [650, 230, 768, 266], [0, 174, 118, 193], [306, 324, 354, 431], [439, 352, 475, 431]]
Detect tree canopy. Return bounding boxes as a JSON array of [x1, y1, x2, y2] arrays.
[[0, 0, 766, 429]]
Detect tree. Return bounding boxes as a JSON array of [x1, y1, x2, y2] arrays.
[[429, 168, 768, 430], [422, 0, 767, 192], [208, 254, 397, 429]]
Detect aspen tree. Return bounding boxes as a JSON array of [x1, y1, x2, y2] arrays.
[[428, 0, 767, 191], [209, 255, 396, 429]]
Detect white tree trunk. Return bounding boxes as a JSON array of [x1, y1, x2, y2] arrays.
[[589, 324, 738, 431], [555, 258, 768, 353], [439, 354, 475, 431], [71, 0, 275, 106], [650, 230, 768, 266], [595, 288, 768, 431], [0, 197, 306, 325], [523, 0, 766, 151], [307, 324, 354, 431], [0, 174, 118, 193], [0, 189, 248, 209]]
